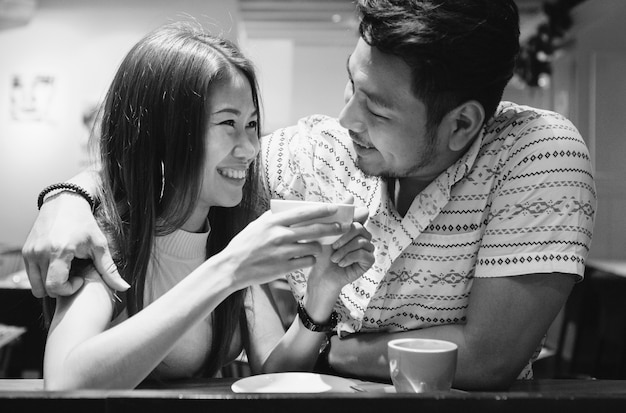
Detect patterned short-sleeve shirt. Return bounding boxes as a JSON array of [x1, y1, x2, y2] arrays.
[[258, 102, 596, 377]]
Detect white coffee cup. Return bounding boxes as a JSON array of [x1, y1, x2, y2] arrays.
[[269, 199, 355, 245], [387, 338, 458, 393]]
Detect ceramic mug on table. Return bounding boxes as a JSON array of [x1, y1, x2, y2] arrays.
[[387, 338, 458, 393], [269, 199, 355, 245]]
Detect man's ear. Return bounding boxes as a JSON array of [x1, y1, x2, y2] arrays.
[[444, 101, 485, 152]]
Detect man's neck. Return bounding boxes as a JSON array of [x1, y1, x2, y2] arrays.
[[392, 177, 431, 217]]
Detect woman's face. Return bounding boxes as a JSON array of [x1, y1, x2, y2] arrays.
[[198, 72, 259, 210]]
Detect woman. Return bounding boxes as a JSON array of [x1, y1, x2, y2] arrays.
[[43, 22, 374, 390]]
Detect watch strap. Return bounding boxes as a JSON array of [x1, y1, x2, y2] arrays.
[[297, 301, 338, 333]]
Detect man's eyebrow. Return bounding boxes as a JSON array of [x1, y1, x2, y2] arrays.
[[367, 90, 394, 111], [346, 54, 352, 80], [345, 53, 394, 111]]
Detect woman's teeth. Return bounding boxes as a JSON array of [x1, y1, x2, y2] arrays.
[[218, 168, 246, 179]]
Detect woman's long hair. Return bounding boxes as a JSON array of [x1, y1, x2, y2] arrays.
[[95, 22, 262, 377]]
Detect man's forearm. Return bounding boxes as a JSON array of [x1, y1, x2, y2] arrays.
[[327, 331, 392, 380], [40, 167, 103, 211], [329, 322, 535, 390], [327, 324, 504, 388], [328, 326, 468, 381], [66, 166, 102, 199]]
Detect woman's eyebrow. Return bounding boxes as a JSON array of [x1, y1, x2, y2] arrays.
[[214, 108, 241, 115], [213, 108, 259, 117]]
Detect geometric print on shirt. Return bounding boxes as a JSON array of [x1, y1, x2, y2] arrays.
[[259, 101, 597, 379]]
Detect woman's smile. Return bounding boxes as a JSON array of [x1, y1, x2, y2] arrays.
[[217, 167, 247, 181]]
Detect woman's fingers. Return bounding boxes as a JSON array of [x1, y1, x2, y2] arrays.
[[285, 255, 317, 271], [287, 222, 349, 243], [340, 195, 355, 205], [280, 240, 324, 260], [354, 206, 369, 224], [228, 203, 364, 286], [264, 210, 349, 245], [271, 204, 338, 227], [330, 222, 371, 250]]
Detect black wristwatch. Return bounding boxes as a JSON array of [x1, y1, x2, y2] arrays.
[[297, 301, 338, 333]]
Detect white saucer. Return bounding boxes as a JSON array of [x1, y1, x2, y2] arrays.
[[231, 372, 357, 393]]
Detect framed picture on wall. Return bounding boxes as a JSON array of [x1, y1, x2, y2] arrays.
[[10, 74, 56, 122]]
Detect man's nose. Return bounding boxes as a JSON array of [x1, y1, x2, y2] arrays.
[[338, 96, 365, 133]]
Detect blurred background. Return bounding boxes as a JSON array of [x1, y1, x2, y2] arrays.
[[1, 0, 625, 380]]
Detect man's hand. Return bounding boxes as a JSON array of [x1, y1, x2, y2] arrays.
[[22, 193, 130, 298], [305, 201, 374, 299], [329, 204, 373, 284]]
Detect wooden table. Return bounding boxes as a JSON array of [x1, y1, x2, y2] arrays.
[[2, 377, 626, 413]]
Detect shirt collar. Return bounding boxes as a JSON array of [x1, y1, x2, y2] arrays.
[[448, 126, 485, 186]]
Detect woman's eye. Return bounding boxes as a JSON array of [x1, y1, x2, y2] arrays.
[[247, 120, 258, 130], [221, 120, 236, 127]]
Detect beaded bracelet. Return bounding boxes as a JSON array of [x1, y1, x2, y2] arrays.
[[37, 183, 96, 213]]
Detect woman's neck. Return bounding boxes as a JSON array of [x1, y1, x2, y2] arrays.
[[181, 206, 210, 233]]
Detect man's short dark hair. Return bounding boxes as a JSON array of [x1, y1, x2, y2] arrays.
[[357, 0, 520, 129]]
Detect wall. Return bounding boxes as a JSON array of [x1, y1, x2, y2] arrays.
[[554, 0, 626, 260], [502, 78, 552, 111], [241, 38, 355, 134], [237, 0, 358, 134], [0, 0, 239, 248], [505, 0, 626, 261], [242, 38, 295, 133], [290, 42, 354, 122], [2, 0, 625, 258]]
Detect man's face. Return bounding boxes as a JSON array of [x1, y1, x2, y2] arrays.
[[339, 38, 449, 182]]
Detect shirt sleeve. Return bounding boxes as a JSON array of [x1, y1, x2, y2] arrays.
[[475, 111, 597, 280], [259, 115, 359, 204], [259, 121, 307, 203]]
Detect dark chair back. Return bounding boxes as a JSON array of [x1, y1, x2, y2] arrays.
[[553, 264, 626, 379]]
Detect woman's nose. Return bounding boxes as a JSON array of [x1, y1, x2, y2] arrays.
[[233, 132, 259, 159]]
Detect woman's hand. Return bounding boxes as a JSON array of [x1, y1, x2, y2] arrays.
[[219, 204, 350, 289]]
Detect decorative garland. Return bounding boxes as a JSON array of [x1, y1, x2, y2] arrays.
[[515, 0, 588, 87]]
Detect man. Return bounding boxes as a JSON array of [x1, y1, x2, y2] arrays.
[[23, 0, 596, 390]]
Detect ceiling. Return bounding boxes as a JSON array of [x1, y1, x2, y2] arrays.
[[240, 0, 546, 43], [0, 0, 547, 41], [0, 0, 36, 29]]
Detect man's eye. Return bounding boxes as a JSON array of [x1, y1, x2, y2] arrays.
[[368, 108, 386, 120]]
